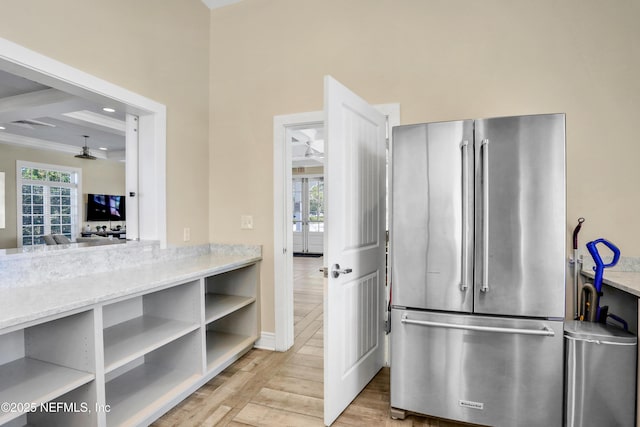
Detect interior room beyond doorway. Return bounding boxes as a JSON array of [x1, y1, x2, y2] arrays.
[[291, 125, 325, 256]]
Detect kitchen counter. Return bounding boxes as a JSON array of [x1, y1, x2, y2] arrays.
[[0, 245, 261, 331], [582, 267, 640, 334], [583, 270, 640, 298], [0, 243, 262, 426]]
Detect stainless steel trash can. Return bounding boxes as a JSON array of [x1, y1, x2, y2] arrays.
[[565, 320, 637, 427]]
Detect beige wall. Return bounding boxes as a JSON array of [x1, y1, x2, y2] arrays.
[[210, 0, 640, 333], [0, 1, 636, 335], [0, 144, 125, 248], [0, 0, 211, 247]]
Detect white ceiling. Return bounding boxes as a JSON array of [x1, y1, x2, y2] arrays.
[[201, 0, 243, 10], [291, 126, 324, 168], [0, 69, 126, 161]]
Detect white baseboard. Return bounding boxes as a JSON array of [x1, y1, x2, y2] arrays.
[[254, 331, 275, 351]]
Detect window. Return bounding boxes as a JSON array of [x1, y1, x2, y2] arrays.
[[292, 176, 324, 254], [307, 177, 324, 232], [292, 177, 325, 233], [292, 179, 303, 233], [17, 161, 81, 246]]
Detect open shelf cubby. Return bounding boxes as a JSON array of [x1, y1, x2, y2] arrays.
[[204, 264, 258, 374], [8, 382, 100, 427], [102, 280, 201, 374], [204, 264, 257, 324], [206, 304, 257, 371], [105, 330, 202, 427], [0, 311, 96, 427]]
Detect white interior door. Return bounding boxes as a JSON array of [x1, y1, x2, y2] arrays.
[[323, 75, 386, 425]]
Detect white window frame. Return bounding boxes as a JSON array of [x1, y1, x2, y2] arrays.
[[16, 160, 82, 247], [292, 174, 325, 251]]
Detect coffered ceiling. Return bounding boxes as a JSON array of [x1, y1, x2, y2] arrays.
[[0, 69, 126, 161]]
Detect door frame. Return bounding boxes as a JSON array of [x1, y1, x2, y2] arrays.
[[0, 36, 167, 246], [273, 104, 400, 352]]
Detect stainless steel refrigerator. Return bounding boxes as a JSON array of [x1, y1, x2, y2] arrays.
[[390, 114, 566, 427]]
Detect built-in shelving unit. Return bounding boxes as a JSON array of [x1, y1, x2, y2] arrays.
[[0, 311, 97, 427], [102, 281, 202, 426], [204, 265, 258, 373], [105, 331, 202, 427], [0, 259, 260, 427], [102, 281, 201, 373]]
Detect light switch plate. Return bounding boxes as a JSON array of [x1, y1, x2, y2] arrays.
[[240, 215, 253, 230]]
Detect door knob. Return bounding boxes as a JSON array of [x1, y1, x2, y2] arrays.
[[331, 264, 353, 278]]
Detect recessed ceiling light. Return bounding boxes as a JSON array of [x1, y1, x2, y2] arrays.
[[102, 107, 116, 113], [0, 126, 5, 130], [99, 147, 108, 151]]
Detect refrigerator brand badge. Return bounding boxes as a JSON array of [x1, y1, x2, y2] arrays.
[[459, 400, 484, 410]]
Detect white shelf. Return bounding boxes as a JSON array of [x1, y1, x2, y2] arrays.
[[0, 258, 259, 427], [0, 358, 94, 425], [204, 294, 256, 324], [103, 315, 199, 373], [206, 331, 257, 371], [105, 363, 199, 427]]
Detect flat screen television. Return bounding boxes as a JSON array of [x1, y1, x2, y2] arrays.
[[108, 195, 126, 221], [87, 194, 126, 221]]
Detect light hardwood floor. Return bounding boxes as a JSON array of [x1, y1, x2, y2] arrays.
[[153, 256, 470, 427]]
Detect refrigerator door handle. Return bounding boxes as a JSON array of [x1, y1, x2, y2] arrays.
[[460, 140, 469, 292], [400, 314, 556, 337], [480, 138, 490, 293]]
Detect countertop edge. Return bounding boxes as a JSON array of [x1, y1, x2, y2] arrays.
[[582, 270, 640, 298], [0, 254, 262, 332]]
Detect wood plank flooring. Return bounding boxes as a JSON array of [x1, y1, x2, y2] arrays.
[[153, 256, 470, 427]]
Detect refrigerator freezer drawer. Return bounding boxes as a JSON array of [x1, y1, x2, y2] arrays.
[[390, 309, 564, 427]]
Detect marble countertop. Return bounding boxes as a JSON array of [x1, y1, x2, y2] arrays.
[[583, 270, 640, 298], [0, 252, 261, 331]]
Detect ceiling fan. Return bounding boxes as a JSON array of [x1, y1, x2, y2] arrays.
[[75, 135, 96, 160], [304, 141, 324, 159]]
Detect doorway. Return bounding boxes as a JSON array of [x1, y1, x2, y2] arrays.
[[273, 104, 400, 352]]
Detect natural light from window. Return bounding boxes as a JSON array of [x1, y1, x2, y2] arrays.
[[16, 161, 81, 246]]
